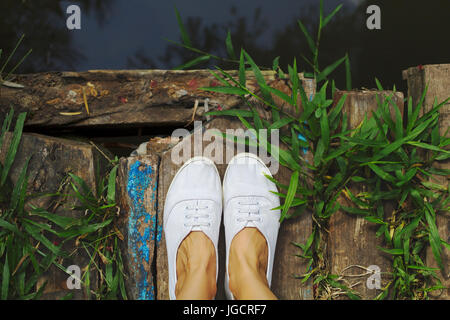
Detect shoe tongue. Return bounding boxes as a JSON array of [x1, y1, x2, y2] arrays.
[[191, 226, 203, 232], [245, 221, 257, 228]]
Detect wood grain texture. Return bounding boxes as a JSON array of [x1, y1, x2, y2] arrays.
[[155, 77, 316, 300], [0, 70, 307, 130], [116, 154, 160, 300], [328, 90, 404, 299], [403, 64, 450, 300], [0, 133, 110, 299]]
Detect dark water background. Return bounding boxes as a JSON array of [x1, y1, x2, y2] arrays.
[[1, 0, 449, 93]]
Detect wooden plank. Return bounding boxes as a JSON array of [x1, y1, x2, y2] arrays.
[[116, 154, 160, 300], [156, 117, 244, 300], [403, 64, 450, 299], [155, 77, 316, 300], [327, 90, 404, 300], [0, 70, 307, 130], [0, 133, 110, 299], [271, 153, 314, 300]]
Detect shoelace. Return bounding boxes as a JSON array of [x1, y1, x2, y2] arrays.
[[183, 202, 211, 228], [236, 200, 262, 223]]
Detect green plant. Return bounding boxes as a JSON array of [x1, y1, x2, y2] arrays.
[[0, 108, 127, 300], [0, 34, 32, 88], [172, 1, 450, 299]]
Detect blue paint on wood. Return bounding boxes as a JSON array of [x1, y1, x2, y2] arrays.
[[127, 160, 158, 300]]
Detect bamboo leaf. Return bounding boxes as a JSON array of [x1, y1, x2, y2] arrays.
[[377, 247, 403, 255], [1, 112, 26, 187], [239, 49, 246, 86], [297, 20, 316, 54], [174, 55, 210, 70], [200, 85, 247, 96], [424, 203, 444, 271], [225, 30, 236, 60], [1, 254, 9, 300], [323, 4, 343, 27], [281, 171, 299, 222], [368, 163, 396, 183], [205, 109, 253, 118], [316, 56, 346, 82], [345, 53, 352, 90], [174, 6, 192, 47], [272, 56, 280, 71], [107, 165, 118, 204]]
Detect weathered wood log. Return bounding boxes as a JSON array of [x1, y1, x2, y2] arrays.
[[155, 113, 315, 300], [154, 75, 316, 300], [0, 133, 110, 299], [403, 64, 450, 300], [116, 154, 160, 300], [327, 90, 404, 300], [0, 70, 310, 130], [270, 151, 314, 300]]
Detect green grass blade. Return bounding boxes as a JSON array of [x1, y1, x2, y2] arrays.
[[268, 117, 294, 130], [239, 49, 246, 86], [174, 6, 192, 47], [320, 111, 330, 152], [1, 112, 26, 187], [297, 20, 316, 54], [323, 4, 343, 27], [4, 49, 32, 81], [0, 34, 25, 75], [107, 165, 118, 204], [1, 254, 9, 300], [205, 109, 253, 118], [375, 78, 384, 91], [272, 56, 280, 71], [225, 30, 236, 60], [30, 206, 78, 229], [9, 156, 30, 213], [0, 218, 21, 235], [200, 85, 247, 96], [424, 203, 444, 271], [173, 55, 210, 70], [243, 50, 276, 105], [317, 56, 346, 82], [281, 171, 299, 222], [0, 107, 14, 151], [345, 53, 352, 90]]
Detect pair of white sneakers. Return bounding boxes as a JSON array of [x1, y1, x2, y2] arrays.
[[163, 153, 281, 300]]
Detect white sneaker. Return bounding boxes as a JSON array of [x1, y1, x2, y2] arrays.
[[223, 153, 281, 299], [163, 156, 222, 300]]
